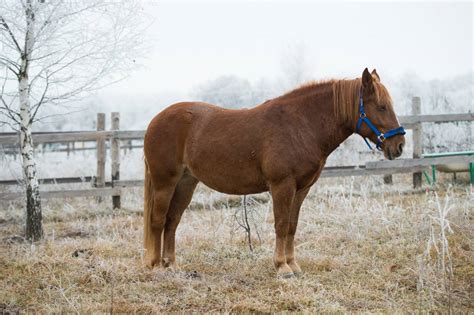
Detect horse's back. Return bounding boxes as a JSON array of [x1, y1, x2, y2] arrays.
[[145, 101, 261, 153]]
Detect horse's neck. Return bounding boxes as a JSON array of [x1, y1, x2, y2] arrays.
[[295, 84, 354, 157]]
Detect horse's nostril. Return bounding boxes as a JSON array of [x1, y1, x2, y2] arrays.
[[398, 142, 404, 154]]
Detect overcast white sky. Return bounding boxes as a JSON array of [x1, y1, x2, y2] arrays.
[[101, 0, 473, 97]]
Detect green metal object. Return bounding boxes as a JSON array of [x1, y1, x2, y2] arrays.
[[422, 151, 474, 185], [470, 162, 474, 184], [423, 170, 432, 185]]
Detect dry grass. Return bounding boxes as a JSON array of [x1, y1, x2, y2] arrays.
[[1, 174, 473, 313]]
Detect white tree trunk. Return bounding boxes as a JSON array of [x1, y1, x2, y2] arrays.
[[19, 77, 43, 241], [19, 0, 43, 241]]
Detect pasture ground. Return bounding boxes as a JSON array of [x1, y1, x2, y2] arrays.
[[1, 174, 473, 313]]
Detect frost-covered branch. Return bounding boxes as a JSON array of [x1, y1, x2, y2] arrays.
[[0, 15, 22, 53]]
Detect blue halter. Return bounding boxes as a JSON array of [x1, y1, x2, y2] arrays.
[[355, 88, 406, 151]]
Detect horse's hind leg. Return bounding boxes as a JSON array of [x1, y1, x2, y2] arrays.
[[148, 182, 177, 268], [162, 172, 198, 269]]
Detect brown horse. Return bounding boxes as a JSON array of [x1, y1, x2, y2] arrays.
[[143, 68, 405, 277]]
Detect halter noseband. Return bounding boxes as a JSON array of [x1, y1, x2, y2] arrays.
[[355, 88, 406, 151]]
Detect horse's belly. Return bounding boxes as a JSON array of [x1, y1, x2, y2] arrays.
[[190, 168, 268, 195], [202, 180, 267, 195], [187, 163, 267, 195]]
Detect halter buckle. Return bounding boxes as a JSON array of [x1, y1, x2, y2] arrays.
[[359, 112, 366, 118], [377, 134, 385, 142]]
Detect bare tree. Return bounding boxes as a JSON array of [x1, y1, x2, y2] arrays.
[[0, 0, 149, 240]]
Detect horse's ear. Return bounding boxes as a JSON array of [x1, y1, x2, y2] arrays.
[[362, 68, 374, 90], [371, 69, 380, 82]]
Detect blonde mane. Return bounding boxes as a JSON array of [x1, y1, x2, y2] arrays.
[[332, 78, 392, 123], [332, 79, 361, 123]]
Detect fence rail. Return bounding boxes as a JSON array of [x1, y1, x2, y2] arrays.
[[0, 130, 145, 145], [399, 113, 474, 126], [366, 155, 474, 170], [1, 100, 473, 205]]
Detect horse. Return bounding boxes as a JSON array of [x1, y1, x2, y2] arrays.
[[143, 68, 406, 278]]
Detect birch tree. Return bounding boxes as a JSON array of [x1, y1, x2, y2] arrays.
[[0, 0, 149, 240]]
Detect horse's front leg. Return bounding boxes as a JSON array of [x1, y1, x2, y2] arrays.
[[270, 178, 296, 278], [285, 187, 310, 275]]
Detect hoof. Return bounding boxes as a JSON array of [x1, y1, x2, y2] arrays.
[[275, 262, 294, 278], [146, 259, 159, 269], [287, 260, 302, 274], [162, 260, 179, 271], [278, 272, 295, 279]]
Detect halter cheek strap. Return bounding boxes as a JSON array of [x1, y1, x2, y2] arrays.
[[355, 89, 406, 151]]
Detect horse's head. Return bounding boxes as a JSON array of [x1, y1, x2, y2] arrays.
[[357, 68, 406, 160]]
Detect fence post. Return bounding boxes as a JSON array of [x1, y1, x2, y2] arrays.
[[96, 113, 106, 202], [412, 97, 422, 188], [111, 112, 121, 209]]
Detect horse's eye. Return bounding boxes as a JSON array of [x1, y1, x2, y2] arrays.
[[378, 105, 387, 112]]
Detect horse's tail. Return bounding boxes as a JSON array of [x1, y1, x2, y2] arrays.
[[143, 158, 155, 267]]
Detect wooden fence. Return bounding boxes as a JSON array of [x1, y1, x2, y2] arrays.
[[1, 97, 473, 206]]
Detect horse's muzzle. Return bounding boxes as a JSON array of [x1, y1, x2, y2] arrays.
[[385, 139, 405, 160]]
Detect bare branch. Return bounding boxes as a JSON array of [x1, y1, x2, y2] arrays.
[[30, 73, 49, 122], [0, 68, 18, 121], [0, 56, 20, 77], [33, 0, 63, 41], [0, 116, 19, 130], [0, 56, 20, 71], [0, 15, 23, 53], [0, 97, 20, 124], [32, 107, 85, 124]]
